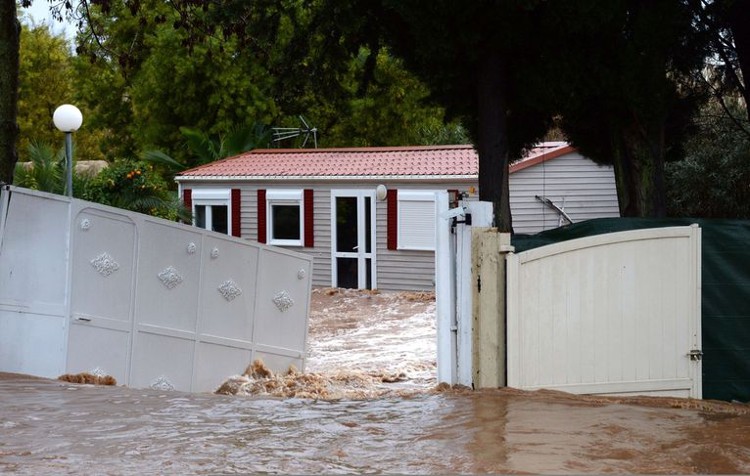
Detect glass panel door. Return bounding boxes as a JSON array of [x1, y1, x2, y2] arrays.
[[331, 190, 377, 289]]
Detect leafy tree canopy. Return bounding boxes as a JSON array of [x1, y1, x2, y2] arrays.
[[18, 22, 106, 162], [667, 101, 750, 218]]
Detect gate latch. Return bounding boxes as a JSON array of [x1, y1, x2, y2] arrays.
[[687, 349, 703, 361]]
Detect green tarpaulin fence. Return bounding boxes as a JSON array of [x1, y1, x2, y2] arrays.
[[513, 218, 750, 402]]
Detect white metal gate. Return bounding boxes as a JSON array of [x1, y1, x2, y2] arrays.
[[506, 226, 702, 398], [0, 186, 312, 392]]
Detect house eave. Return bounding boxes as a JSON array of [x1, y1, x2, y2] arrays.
[[175, 174, 478, 182]]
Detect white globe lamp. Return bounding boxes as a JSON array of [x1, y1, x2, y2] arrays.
[[53, 104, 83, 132], [53, 104, 83, 197]]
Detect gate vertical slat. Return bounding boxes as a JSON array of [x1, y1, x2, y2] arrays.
[[505, 252, 520, 388], [690, 224, 703, 398]]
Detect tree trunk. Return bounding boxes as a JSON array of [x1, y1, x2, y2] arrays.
[[476, 48, 512, 232], [0, 0, 20, 185], [612, 126, 667, 217], [727, 0, 750, 122]]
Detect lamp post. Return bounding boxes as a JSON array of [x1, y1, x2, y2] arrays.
[[53, 104, 83, 197]]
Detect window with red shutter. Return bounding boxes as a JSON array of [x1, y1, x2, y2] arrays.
[[231, 189, 241, 238], [304, 189, 314, 247], [258, 189, 267, 243], [387, 189, 398, 250]]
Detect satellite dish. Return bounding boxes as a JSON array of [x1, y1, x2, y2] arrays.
[[272, 116, 318, 148]]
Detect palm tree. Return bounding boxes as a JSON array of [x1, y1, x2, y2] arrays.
[[13, 142, 65, 194], [144, 122, 272, 172]]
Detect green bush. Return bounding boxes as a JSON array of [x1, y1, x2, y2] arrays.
[[83, 159, 190, 221], [666, 107, 750, 219]]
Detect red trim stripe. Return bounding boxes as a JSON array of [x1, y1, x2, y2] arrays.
[[231, 189, 241, 237], [387, 189, 397, 250], [304, 189, 314, 247], [257, 189, 267, 243]]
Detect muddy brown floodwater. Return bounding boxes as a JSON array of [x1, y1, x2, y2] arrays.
[[2, 288, 750, 474]]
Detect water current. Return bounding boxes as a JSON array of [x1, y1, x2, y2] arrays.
[[2, 373, 750, 474]]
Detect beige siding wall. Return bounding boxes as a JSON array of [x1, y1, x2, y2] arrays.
[[375, 199, 435, 291], [179, 154, 618, 290], [510, 152, 619, 235]]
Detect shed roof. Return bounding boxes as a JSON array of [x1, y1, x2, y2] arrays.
[[176, 142, 575, 181]]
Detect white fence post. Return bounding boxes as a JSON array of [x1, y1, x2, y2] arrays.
[[472, 229, 513, 388], [434, 192, 456, 384], [455, 201, 492, 387]]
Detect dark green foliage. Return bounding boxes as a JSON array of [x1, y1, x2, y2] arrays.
[[0, 0, 20, 184], [83, 159, 190, 221], [72, 0, 459, 162], [667, 104, 750, 218], [372, 1, 557, 230], [72, 0, 277, 162], [547, 0, 709, 217], [6, 0, 750, 226], [378, 0, 553, 154], [143, 122, 273, 185], [696, 0, 750, 123]]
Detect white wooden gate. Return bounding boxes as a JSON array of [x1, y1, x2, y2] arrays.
[[0, 186, 312, 392], [506, 226, 702, 398]]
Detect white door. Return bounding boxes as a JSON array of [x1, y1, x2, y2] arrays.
[[506, 226, 702, 398], [331, 190, 377, 289]]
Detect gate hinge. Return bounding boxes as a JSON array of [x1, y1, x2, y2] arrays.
[[687, 349, 703, 361]]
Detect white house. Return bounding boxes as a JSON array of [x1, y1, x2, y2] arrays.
[[175, 142, 619, 291]]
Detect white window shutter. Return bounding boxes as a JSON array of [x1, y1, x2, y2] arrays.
[[398, 192, 437, 250]]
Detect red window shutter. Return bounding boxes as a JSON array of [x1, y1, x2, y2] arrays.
[[231, 189, 241, 238], [387, 189, 397, 250], [183, 189, 192, 209], [257, 189, 267, 243], [304, 189, 314, 247], [182, 189, 192, 223]]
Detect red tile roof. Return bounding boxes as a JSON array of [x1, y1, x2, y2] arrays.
[[177, 142, 574, 180]]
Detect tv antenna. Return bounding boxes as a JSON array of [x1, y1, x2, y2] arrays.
[[272, 116, 318, 148]]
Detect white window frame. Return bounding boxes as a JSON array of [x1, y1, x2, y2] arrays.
[[192, 189, 232, 235], [398, 190, 438, 251], [266, 189, 304, 247]]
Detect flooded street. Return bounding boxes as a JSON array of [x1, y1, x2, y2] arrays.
[[3, 375, 750, 474], [2, 289, 750, 474]]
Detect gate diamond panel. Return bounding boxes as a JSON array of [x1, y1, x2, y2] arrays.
[[253, 250, 312, 370]]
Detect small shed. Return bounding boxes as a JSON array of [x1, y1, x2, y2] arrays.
[[175, 142, 619, 291]]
